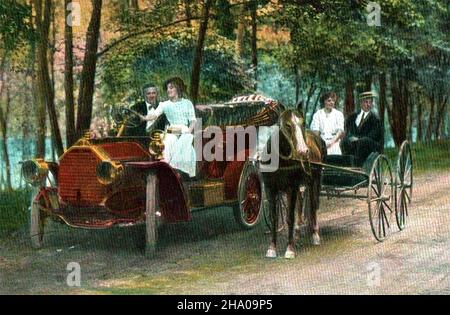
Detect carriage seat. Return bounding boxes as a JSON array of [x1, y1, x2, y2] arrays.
[[323, 154, 356, 167]]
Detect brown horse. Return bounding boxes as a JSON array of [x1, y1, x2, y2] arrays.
[[260, 109, 326, 259]]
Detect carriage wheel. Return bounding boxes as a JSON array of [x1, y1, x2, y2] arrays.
[[368, 155, 394, 242], [234, 161, 263, 229], [145, 172, 159, 256], [29, 171, 57, 248], [396, 141, 413, 230], [263, 191, 287, 233], [30, 192, 47, 249]]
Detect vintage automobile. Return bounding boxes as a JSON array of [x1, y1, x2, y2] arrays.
[[22, 95, 283, 254]]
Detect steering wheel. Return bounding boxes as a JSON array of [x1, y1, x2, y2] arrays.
[[111, 106, 142, 129]]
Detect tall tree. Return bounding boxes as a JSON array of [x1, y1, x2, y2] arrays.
[[76, 0, 103, 139], [344, 79, 355, 118], [425, 92, 435, 141], [130, 0, 139, 11], [190, 0, 214, 104], [34, 0, 64, 157], [388, 71, 409, 147], [64, 0, 75, 146], [235, 4, 246, 59], [216, 0, 235, 39], [0, 80, 12, 190], [249, 0, 258, 88], [184, 0, 193, 27], [0, 54, 12, 191], [379, 72, 387, 136]]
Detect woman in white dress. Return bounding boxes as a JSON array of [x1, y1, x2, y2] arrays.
[[310, 92, 344, 155], [139, 77, 197, 178]]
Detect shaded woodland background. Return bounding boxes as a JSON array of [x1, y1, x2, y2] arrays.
[[0, 0, 449, 191]]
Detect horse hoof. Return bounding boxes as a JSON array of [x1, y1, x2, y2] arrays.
[[312, 234, 321, 246], [284, 249, 295, 259], [266, 249, 277, 258]]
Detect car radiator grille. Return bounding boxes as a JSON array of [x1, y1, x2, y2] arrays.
[[58, 147, 106, 206]]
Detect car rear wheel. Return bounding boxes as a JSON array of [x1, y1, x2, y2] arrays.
[[234, 161, 264, 229]]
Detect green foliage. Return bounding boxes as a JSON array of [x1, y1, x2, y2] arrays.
[[215, 0, 236, 40], [278, 0, 448, 90], [384, 139, 450, 174], [0, 189, 30, 236], [101, 32, 254, 105], [0, 0, 33, 52]]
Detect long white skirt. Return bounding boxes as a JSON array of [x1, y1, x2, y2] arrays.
[[163, 133, 196, 177], [326, 139, 342, 155]]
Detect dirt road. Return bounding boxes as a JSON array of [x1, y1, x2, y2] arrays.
[[0, 171, 449, 294]]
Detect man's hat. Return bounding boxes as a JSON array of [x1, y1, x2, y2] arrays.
[[359, 91, 377, 100]]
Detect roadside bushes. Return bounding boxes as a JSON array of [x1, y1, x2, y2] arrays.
[[0, 189, 30, 236]]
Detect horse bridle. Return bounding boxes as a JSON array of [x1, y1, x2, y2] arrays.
[[279, 111, 312, 177]]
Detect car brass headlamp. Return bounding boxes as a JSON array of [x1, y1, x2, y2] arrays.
[[96, 161, 123, 185], [22, 159, 49, 186]]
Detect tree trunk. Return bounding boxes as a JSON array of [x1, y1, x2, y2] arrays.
[[190, 0, 214, 104], [405, 82, 412, 143], [389, 72, 408, 147], [34, 0, 64, 157], [184, 0, 192, 27], [365, 74, 372, 91], [425, 93, 435, 142], [64, 0, 76, 146], [304, 78, 316, 118], [129, 0, 139, 10], [434, 95, 448, 139], [51, 1, 56, 90], [308, 88, 323, 128], [417, 93, 423, 142], [0, 81, 12, 191], [76, 0, 103, 139], [379, 72, 387, 133], [31, 1, 45, 158], [33, 72, 46, 158], [295, 66, 300, 104], [235, 4, 246, 59], [250, 1, 258, 88], [344, 78, 355, 117]]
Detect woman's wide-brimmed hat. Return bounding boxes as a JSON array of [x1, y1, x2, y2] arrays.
[[359, 91, 377, 100]]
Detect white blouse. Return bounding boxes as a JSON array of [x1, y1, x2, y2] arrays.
[[310, 108, 344, 155]]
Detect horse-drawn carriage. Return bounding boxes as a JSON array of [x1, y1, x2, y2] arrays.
[[320, 140, 413, 241], [267, 139, 413, 244], [21, 95, 283, 254], [243, 106, 414, 258]]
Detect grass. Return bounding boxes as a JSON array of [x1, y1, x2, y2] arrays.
[[0, 189, 31, 237], [384, 139, 450, 175]]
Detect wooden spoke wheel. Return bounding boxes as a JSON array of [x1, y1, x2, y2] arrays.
[[145, 172, 159, 256], [368, 154, 394, 242], [30, 173, 57, 249], [234, 161, 264, 229], [263, 191, 288, 233], [30, 191, 47, 249], [396, 141, 413, 230]]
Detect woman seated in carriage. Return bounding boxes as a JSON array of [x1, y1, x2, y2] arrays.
[[310, 91, 345, 155], [138, 77, 197, 179]]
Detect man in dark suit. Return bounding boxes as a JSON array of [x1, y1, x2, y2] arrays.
[[341, 91, 383, 166], [125, 83, 167, 136]]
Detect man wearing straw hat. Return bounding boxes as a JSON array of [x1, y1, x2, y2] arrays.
[[341, 91, 383, 166]]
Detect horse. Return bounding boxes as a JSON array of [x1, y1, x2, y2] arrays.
[[260, 109, 326, 259]]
